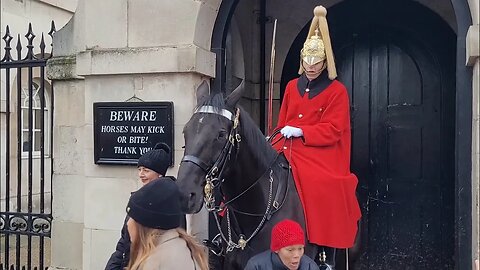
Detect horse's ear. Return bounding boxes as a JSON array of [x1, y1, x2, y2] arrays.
[[196, 80, 210, 105], [225, 80, 244, 108]]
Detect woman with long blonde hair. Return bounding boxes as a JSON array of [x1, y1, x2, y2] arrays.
[[125, 178, 208, 270], [106, 144, 172, 270]]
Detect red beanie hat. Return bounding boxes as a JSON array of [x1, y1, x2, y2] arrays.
[[270, 219, 305, 251]]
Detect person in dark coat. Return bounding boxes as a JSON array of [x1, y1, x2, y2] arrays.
[[245, 219, 320, 270], [105, 143, 172, 270]]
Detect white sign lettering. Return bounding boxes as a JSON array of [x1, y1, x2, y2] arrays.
[[109, 110, 157, 122]]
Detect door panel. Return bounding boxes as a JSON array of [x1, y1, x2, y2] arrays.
[[337, 30, 454, 269], [280, 1, 455, 268]]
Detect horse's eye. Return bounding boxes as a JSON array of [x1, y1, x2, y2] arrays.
[[218, 130, 227, 139]]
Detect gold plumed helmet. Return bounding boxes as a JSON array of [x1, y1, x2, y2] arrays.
[[298, 6, 337, 80]]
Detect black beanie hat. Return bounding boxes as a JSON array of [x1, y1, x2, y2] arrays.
[[137, 143, 171, 176], [126, 177, 182, 230]]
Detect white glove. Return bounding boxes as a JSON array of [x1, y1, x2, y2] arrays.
[[280, 126, 303, 138]]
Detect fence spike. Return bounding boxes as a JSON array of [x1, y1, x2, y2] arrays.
[[47, 20, 56, 59], [49, 20, 56, 36], [40, 33, 46, 59], [1, 25, 13, 62], [25, 22, 36, 60], [15, 34, 22, 61]]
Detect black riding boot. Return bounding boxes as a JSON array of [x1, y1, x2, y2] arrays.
[[318, 246, 336, 270]]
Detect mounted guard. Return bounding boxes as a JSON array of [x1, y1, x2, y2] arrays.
[[175, 5, 361, 270], [271, 5, 362, 269]]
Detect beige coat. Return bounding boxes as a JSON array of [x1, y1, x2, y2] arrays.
[[139, 229, 199, 270]]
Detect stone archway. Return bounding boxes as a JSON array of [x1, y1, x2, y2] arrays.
[[449, 0, 476, 269]]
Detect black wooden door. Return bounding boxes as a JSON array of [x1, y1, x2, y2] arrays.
[[280, 1, 456, 268], [331, 1, 456, 269]]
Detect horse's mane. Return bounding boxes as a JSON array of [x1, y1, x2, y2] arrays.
[[196, 93, 278, 169], [238, 105, 278, 168]]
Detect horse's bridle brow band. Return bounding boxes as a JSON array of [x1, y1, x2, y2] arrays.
[[195, 106, 233, 121], [182, 106, 235, 173]]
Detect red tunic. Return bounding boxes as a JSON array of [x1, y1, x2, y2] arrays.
[[273, 75, 361, 248]]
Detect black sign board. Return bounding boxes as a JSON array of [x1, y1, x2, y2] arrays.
[[93, 102, 174, 165]]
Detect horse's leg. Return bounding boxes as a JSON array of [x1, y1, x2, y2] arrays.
[[222, 253, 243, 270]]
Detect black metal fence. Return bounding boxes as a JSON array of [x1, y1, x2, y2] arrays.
[[0, 22, 55, 270]]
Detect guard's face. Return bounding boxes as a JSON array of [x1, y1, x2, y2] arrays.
[[138, 166, 161, 185], [303, 60, 325, 80], [276, 244, 305, 270]]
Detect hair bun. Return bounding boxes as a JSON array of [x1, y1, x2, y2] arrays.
[[154, 142, 171, 154], [137, 143, 171, 175]]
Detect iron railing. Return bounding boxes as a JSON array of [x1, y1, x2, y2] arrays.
[[0, 21, 55, 270]]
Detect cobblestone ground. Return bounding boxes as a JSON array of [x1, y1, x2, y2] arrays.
[[0, 235, 51, 269]]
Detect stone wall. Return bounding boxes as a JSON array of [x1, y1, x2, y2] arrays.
[[467, 0, 480, 266], [47, 0, 219, 269]]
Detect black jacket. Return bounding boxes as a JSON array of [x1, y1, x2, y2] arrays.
[[105, 215, 130, 270], [244, 250, 320, 270]]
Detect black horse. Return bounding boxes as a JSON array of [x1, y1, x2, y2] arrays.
[[176, 81, 319, 269]]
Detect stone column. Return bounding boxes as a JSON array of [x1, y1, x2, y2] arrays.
[[466, 0, 479, 266], [47, 0, 220, 269]]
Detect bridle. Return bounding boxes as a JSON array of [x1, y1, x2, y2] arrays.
[[180, 105, 288, 254], [181, 105, 242, 212]]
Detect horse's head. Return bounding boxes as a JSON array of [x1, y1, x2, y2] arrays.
[[177, 80, 244, 214]]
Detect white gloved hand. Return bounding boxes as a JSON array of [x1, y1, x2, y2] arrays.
[[280, 126, 303, 138]]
